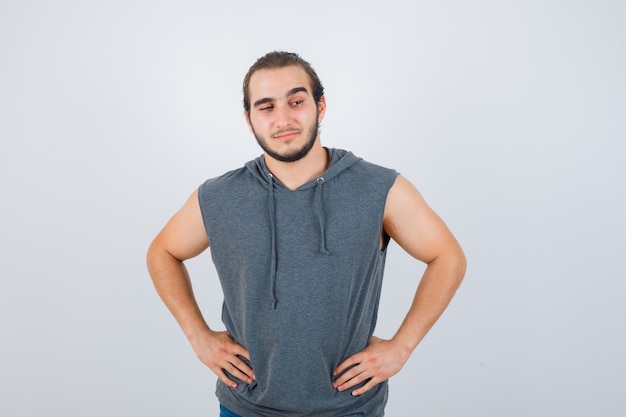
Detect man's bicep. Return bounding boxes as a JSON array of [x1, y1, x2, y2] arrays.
[[153, 189, 209, 261], [383, 175, 458, 264]]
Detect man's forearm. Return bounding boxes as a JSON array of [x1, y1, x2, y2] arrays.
[[147, 244, 210, 341], [391, 250, 466, 358]]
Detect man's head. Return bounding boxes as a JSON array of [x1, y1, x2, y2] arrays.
[[243, 51, 324, 113], [243, 52, 327, 163]]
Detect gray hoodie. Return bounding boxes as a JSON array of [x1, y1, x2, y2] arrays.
[[198, 148, 398, 416]]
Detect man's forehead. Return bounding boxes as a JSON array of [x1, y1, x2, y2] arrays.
[[248, 66, 312, 99]]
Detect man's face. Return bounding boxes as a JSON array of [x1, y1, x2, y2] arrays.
[[245, 65, 326, 163]]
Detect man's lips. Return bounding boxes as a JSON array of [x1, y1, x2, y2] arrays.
[[272, 130, 300, 140]]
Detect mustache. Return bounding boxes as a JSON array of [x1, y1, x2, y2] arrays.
[[272, 128, 301, 138]]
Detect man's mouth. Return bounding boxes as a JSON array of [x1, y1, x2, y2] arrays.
[[273, 129, 301, 140]]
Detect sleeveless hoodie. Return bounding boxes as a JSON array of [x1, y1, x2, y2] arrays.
[[198, 148, 398, 417]]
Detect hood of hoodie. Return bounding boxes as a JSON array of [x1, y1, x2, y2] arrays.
[[244, 148, 361, 190], [243, 148, 361, 308]]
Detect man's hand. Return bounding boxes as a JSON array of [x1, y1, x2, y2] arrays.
[[190, 329, 255, 388], [332, 336, 408, 396]]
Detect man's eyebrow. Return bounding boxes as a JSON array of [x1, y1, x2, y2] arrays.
[[287, 86, 309, 96], [253, 97, 273, 108], [253, 86, 310, 108]]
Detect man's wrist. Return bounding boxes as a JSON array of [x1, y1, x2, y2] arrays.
[[390, 332, 419, 360]]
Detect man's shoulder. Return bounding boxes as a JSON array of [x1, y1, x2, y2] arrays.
[[354, 157, 397, 175], [337, 150, 398, 186], [199, 155, 262, 190], [200, 166, 248, 188], [329, 148, 396, 176], [197, 158, 267, 209]]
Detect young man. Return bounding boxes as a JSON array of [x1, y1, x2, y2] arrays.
[[147, 51, 466, 417]]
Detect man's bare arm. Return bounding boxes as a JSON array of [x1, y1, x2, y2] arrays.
[[333, 175, 467, 395], [146, 190, 254, 387]]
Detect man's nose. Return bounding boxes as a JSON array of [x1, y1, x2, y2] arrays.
[[273, 105, 293, 128]]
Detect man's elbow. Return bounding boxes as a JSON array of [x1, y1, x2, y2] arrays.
[[433, 241, 466, 286], [146, 236, 179, 277], [450, 243, 467, 285]]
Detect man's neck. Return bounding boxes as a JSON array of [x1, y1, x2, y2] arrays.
[[264, 142, 329, 191]]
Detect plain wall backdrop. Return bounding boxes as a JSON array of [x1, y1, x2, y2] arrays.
[[1, 1, 624, 416]]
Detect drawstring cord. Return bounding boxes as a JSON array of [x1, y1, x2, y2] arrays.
[[267, 173, 330, 309], [268, 173, 278, 309], [315, 177, 330, 256]]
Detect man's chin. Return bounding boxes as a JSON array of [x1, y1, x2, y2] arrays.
[[255, 126, 318, 163], [266, 149, 309, 163], [259, 140, 315, 163]]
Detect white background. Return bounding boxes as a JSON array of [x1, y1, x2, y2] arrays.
[[1, 1, 624, 416]]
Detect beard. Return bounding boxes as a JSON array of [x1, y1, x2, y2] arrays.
[[252, 118, 319, 163]]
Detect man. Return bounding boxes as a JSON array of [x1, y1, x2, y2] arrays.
[[147, 51, 466, 417]]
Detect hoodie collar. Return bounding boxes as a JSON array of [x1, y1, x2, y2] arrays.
[[245, 148, 361, 190]]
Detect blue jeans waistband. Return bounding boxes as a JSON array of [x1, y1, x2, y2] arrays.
[[220, 404, 242, 417]]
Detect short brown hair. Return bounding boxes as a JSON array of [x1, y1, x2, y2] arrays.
[[243, 51, 325, 112]]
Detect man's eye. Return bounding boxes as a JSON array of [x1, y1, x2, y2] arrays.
[[260, 106, 273, 111], [291, 100, 303, 106]]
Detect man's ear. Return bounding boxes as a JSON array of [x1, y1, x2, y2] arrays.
[[317, 95, 327, 123], [244, 110, 253, 133]]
